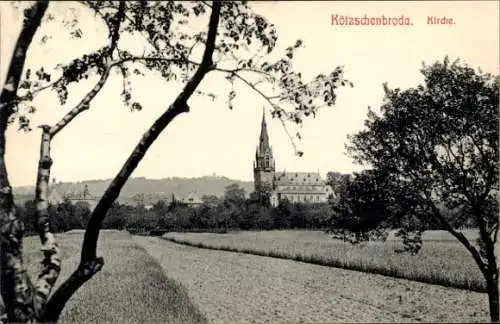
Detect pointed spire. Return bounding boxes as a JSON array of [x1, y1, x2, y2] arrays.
[[259, 108, 270, 153]]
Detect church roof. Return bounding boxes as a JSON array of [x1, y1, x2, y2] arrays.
[[274, 171, 325, 186], [49, 183, 97, 201]]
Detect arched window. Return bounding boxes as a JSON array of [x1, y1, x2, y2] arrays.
[[265, 156, 270, 168]]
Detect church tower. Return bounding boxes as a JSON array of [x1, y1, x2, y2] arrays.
[[253, 109, 275, 195]]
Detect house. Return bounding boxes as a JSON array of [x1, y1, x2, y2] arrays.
[[49, 183, 98, 210], [171, 192, 203, 208]]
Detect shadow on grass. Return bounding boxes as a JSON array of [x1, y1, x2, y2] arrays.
[[1, 231, 207, 324]]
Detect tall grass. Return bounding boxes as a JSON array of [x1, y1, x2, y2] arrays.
[[1, 231, 206, 324], [163, 229, 486, 293]]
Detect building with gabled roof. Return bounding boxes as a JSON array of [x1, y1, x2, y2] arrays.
[[253, 110, 334, 207], [173, 192, 203, 208], [48, 181, 98, 210]]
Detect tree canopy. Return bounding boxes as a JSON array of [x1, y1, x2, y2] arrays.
[[346, 57, 499, 321]]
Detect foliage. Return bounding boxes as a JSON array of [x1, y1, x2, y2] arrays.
[[329, 170, 391, 242], [346, 57, 499, 321], [325, 171, 351, 196], [348, 57, 498, 230], [16, 200, 92, 234], [15, 188, 333, 235], [11, 1, 350, 152], [223, 183, 246, 205]]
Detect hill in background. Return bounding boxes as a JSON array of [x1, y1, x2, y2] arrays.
[[13, 175, 254, 205]]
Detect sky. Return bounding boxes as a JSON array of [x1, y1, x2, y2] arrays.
[[1, 1, 499, 187]]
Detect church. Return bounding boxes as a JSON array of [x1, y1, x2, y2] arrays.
[[253, 111, 334, 207]]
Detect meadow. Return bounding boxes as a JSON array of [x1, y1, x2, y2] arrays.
[[0, 230, 206, 324], [163, 229, 485, 292]]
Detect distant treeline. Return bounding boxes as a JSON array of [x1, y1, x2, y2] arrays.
[[16, 197, 333, 235], [16, 181, 474, 236]]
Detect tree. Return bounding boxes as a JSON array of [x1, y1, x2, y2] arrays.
[[326, 171, 351, 196], [257, 183, 273, 207], [126, 204, 156, 233], [152, 200, 169, 216], [347, 57, 499, 322], [329, 169, 392, 243], [101, 202, 127, 230], [245, 201, 272, 230], [73, 202, 91, 229], [1, 1, 350, 322], [198, 195, 220, 228], [304, 203, 331, 229], [0, 2, 51, 322], [201, 194, 219, 207], [18, 200, 38, 235], [272, 198, 294, 229], [224, 183, 246, 205], [222, 184, 247, 228]]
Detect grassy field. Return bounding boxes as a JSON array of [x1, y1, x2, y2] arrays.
[[1, 230, 206, 324], [163, 229, 485, 293], [137, 235, 489, 323]]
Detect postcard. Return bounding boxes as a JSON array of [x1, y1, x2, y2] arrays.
[[1, 1, 498, 323]]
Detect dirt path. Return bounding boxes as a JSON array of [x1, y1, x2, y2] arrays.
[[133, 236, 489, 323]]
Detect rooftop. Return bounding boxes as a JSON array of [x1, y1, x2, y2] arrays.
[[274, 171, 324, 186]]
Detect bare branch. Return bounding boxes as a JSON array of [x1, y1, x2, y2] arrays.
[[200, 1, 213, 9], [107, 1, 125, 57], [83, 2, 166, 56], [231, 72, 278, 105], [49, 66, 112, 137], [215, 66, 276, 80], [278, 116, 301, 154], [118, 56, 201, 68], [0, 76, 63, 111], [219, 71, 303, 155], [425, 191, 489, 277], [187, 38, 202, 58]]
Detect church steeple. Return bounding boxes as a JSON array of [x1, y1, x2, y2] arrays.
[[253, 108, 276, 201], [258, 109, 270, 154], [254, 108, 275, 172]]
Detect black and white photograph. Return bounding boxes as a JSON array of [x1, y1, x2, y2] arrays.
[[0, 1, 499, 323]]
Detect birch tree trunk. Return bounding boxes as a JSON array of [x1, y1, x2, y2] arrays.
[[0, 2, 49, 322]]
